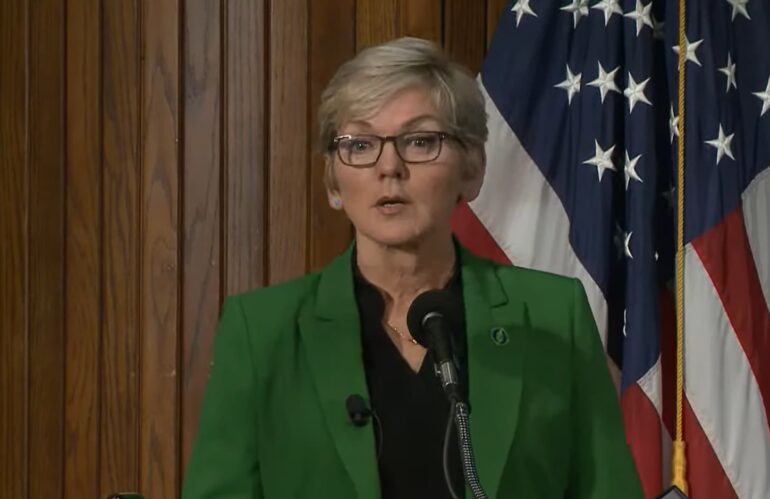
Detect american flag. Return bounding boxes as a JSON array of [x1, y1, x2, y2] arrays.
[[452, 0, 770, 497]]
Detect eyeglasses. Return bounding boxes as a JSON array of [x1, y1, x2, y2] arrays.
[[330, 131, 463, 167]]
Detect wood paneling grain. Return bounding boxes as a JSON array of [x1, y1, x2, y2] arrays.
[[225, 0, 267, 293], [400, 0, 443, 44], [0, 1, 28, 498], [140, 0, 180, 497], [356, 0, 398, 49], [487, 0, 509, 47], [268, 0, 308, 284], [27, 0, 65, 497], [308, 0, 355, 272], [182, 0, 222, 475], [64, 0, 102, 497], [101, 0, 140, 494], [444, 0, 487, 74]]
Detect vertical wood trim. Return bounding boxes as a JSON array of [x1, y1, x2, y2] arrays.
[[140, 0, 180, 497], [444, 0, 487, 75], [27, 0, 66, 497], [225, 0, 267, 293], [356, 0, 398, 49], [486, 0, 508, 48], [268, 0, 308, 284], [0, 1, 29, 497], [181, 0, 222, 476], [398, 0, 442, 43], [64, 0, 102, 496], [101, 0, 140, 494], [308, 0, 355, 271]]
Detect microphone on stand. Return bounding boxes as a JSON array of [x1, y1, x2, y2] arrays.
[[407, 289, 487, 499]]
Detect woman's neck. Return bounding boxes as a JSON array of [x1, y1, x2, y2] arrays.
[[355, 232, 457, 306]]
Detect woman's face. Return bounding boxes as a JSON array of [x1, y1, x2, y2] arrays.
[[328, 85, 482, 249]]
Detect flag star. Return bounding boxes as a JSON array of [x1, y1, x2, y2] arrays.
[[555, 65, 582, 104], [704, 124, 736, 165], [592, 0, 623, 25], [669, 106, 680, 142], [624, 231, 634, 259], [753, 76, 770, 116], [718, 53, 737, 93], [583, 140, 616, 181], [652, 14, 665, 40], [624, 0, 653, 36], [511, 0, 537, 26], [624, 74, 652, 112], [624, 151, 643, 189], [560, 0, 590, 28], [673, 36, 704, 67], [587, 63, 621, 103], [623, 310, 628, 337], [726, 0, 751, 21]]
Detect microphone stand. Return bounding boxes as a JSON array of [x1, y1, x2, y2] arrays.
[[451, 399, 487, 499]]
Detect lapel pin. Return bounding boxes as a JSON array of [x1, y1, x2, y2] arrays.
[[490, 327, 509, 346]]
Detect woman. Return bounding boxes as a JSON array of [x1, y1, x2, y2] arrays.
[[182, 37, 643, 499]]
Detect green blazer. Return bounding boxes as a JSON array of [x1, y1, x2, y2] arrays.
[[182, 245, 643, 499]]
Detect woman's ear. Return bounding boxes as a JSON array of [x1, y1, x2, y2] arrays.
[[461, 148, 486, 202]]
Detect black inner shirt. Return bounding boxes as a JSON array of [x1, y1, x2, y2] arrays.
[[353, 259, 468, 498]]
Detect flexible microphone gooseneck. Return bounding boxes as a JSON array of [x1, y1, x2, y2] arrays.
[[407, 290, 487, 499]]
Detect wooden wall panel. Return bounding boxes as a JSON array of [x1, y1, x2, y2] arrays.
[[64, 0, 102, 497], [487, 0, 509, 47], [444, 0, 487, 75], [225, 0, 267, 294], [400, 0, 443, 44], [27, 1, 66, 498], [356, 0, 399, 49], [268, 0, 308, 284], [140, 0, 180, 497], [101, 0, 140, 494], [182, 0, 223, 476], [308, 0, 355, 272], [0, 1, 28, 498], [0, 1, 503, 496]]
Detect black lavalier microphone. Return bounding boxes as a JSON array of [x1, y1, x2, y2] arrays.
[[406, 289, 464, 404], [346, 394, 372, 427]]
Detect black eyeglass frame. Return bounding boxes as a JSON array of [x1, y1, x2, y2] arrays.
[[329, 131, 465, 167]]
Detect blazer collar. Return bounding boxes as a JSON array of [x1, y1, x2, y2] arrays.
[[300, 243, 525, 498]]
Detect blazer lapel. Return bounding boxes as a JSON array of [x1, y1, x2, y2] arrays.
[[461, 247, 526, 498], [298, 247, 380, 498]]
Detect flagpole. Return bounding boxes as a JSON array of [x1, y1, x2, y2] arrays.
[[673, 0, 689, 493]]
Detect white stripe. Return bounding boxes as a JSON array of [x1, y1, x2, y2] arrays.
[[741, 167, 770, 314], [473, 78, 609, 344], [637, 357, 662, 415], [684, 246, 770, 499]]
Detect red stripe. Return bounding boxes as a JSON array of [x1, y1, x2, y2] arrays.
[[692, 206, 770, 430], [621, 384, 662, 499], [684, 397, 739, 499], [658, 289, 676, 440], [451, 201, 512, 265]]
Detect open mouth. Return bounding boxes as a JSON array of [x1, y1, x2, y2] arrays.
[[375, 196, 408, 208]]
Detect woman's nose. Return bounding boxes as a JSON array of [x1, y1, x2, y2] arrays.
[[375, 140, 406, 177]]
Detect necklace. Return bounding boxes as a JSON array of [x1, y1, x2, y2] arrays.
[[386, 322, 418, 345]]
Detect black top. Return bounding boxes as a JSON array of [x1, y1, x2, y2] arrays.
[[353, 260, 468, 499]]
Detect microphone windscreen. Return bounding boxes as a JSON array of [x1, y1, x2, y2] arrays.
[[406, 289, 460, 347]]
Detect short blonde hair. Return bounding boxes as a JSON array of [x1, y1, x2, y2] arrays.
[[318, 37, 488, 189]]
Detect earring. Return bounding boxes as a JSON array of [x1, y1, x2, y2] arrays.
[[331, 197, 342, 209]]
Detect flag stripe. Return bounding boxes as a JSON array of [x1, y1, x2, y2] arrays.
[[470, 81, 609, 344], [684, 246, 770, 499], [692, 206, 770, 433], [741, 168, 770, 314], [683, 398, 739, 499], [451, 201, 512, 266], [621, 381, 662, 498]]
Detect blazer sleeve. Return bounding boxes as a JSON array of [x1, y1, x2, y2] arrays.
[[182, 296, 263, 499], [566, 279, 644, 499]]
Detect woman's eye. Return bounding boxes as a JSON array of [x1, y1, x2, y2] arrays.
[[406, 135, 437, 148], [348, 140, 372, 152]]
